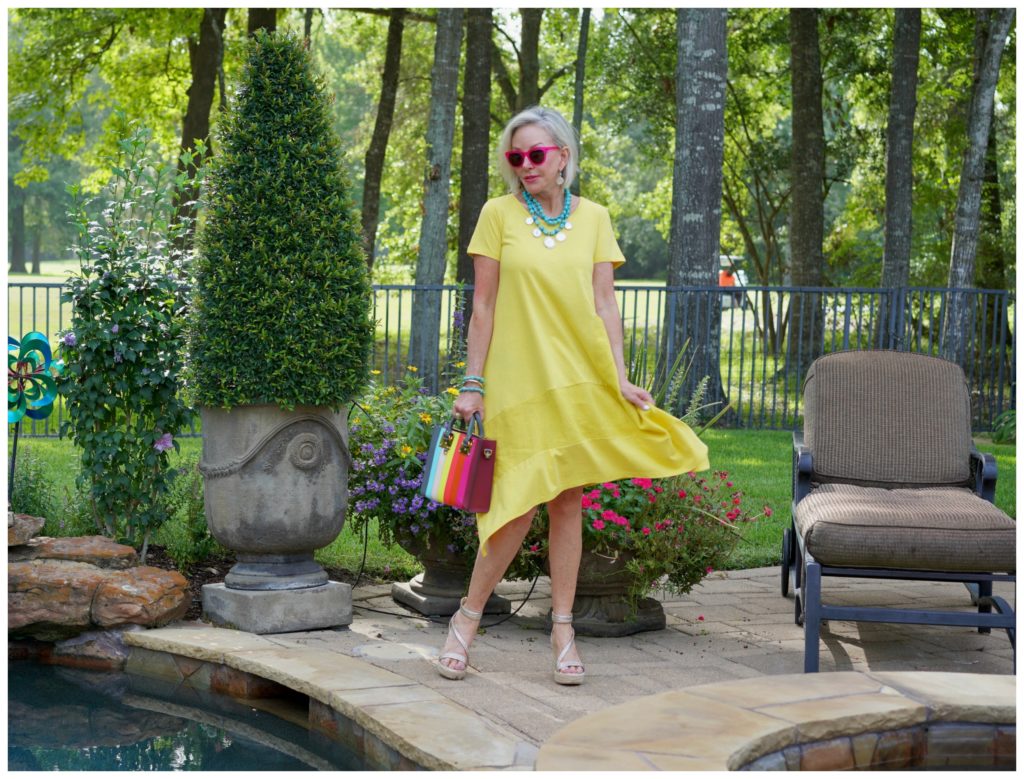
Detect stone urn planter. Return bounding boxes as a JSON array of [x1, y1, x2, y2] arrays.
[[546, 547, 666, 637], [391, 528, 509, 617], [199, 405, 353, 633]]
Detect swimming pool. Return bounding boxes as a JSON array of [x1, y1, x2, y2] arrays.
[[8, 661, 366, 771]]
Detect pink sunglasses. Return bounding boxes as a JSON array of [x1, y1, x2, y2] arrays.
[[504, 146, 561, 168]]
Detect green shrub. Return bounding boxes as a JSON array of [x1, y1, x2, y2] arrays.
[[157, 456, 226, 572], [9, 450, 57, 522], [189, 31, 373, 411], [58, 120, 198, 549], [992, 409, 1015, 444]]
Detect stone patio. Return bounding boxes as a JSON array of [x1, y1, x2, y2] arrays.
[[125, 566, 1015, 770]]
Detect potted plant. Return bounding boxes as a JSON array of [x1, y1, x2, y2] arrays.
[[347, 371, 509, 616], [189, 32, 373, 633], [526, 471, 771, 636]]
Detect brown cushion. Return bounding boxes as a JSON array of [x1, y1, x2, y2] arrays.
[[795, 483, 1016, 573], [803, 351, 972, 488]]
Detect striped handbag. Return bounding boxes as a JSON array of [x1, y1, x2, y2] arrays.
[[420, 413, 495, 513]]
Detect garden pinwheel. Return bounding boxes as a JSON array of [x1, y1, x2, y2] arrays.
[[8, 331, 63, 424], [8, 331, 63, 503]]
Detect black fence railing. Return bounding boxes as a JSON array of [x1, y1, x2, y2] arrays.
[[9, 281, 1015, 436]]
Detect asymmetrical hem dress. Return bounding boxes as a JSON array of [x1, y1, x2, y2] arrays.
[[467, 194, 710, 553]]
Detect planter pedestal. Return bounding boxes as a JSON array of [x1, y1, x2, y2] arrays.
[[391, 533, 510, 617], [203, 581, 352, 635], [546, 548, 666, 637]]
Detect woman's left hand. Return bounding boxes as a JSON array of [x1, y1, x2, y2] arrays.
[[620, 381, 654, 411]]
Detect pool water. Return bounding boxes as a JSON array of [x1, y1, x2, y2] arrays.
[[8, 661, 365, 771]]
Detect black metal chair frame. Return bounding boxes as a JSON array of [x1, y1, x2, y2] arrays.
[[782, 432, 1016, 673]]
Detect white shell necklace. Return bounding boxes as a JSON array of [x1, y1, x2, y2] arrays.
[[523, 188, 573, 249]]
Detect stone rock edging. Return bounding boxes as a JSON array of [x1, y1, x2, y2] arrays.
[[8, 521, 189, 647]]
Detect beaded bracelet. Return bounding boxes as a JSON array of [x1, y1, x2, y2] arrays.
[[463, 375, 486, 385], [459, 386, 485, 396]]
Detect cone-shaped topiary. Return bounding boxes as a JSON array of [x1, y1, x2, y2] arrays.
[[190, 31, 372, 410]]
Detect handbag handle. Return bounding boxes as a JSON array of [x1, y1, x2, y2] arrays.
[[445, 412, 485, 441]]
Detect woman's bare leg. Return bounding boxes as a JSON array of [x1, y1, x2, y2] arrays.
[[547, 486, 584, 674], [439, 507, 537, 672]]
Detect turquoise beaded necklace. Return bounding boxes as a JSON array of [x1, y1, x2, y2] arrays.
[[522, 188, 573, 249]]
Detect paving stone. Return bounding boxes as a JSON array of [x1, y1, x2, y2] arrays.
[[866, 671, 1016, 723]]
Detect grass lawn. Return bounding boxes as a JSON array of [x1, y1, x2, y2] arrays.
[[11, 429, 1015, 577]]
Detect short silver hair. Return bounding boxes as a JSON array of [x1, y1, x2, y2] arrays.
[[497, 106, 578, 193]]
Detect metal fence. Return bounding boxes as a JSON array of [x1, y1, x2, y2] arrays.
[[9, 281, 1015, 436]]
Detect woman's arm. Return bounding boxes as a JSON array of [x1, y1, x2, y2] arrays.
[[453, 255, 499, 421], [593, 262, 653, 410]]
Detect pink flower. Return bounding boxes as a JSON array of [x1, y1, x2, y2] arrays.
[[764, 506, 773, 517], [653, 486, 664, 493], [647, 494, 657, 503], [153, 433, 174, 453], [678, 490, 687, 499], [602, 509, 617, 521], [733, 497, 741, 505], [726, 482, 733, 488], [581, 496, 594, 510], [693, 495, 702, 504], [613, 514, 629, 526], [587, 489, 601, 500], [705, 566, 714, 574], [641, 527, 651, 536], [591, 519, 606, 531], [697, 614, 705, 622], [529, 544, 540, 552], [602, 482, 618, 489], [630, 477, 653, 489]]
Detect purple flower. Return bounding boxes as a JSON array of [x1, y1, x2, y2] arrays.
[[113, 351, 123, 363], [111, 324, 119, 334], [453, 309, 465, 330], [62, 332, 77, 347], [410, 524, 420, 535], [154, 433, 174, 453]]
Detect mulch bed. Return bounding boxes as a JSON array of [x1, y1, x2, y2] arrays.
[[143, 545, 381, 622]]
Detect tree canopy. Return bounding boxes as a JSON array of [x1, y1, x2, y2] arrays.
[[8, 8, 1016, 290]]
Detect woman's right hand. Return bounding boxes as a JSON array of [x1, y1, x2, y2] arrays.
[[453, 391, 484, 422]]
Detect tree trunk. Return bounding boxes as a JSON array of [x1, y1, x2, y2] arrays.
[[878, 9, 921, 348], [8, 182, 26, 274], [518, 9, 543, 110], [30, 225, 41, 274], [786, 9, 825, 378], [247, 8, 277, 36], [457, 8, 493, 335], [362, 8, 405, 270], [943, 8, 1014, 365], [304, 9, 315, 41], [660, 8, 730, 420], [570, 8, 591, 198], [175, 8, 227, 237], [409, 9, 464, 391]]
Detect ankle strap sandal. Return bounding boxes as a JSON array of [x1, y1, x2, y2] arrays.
[[551, 612, 585, 685]]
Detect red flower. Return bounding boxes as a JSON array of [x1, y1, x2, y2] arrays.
[[678, 490, 687, 499], [642, 527, 651, 536], [732, 497, 741, 505], [764, 507, 773, 517]]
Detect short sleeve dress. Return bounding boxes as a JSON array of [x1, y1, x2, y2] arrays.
[[467, 194, 710, 553]]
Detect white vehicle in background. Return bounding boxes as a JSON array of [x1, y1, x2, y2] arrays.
[[719, 256, 747, 308]]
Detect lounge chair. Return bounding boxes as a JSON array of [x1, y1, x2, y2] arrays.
[[781, 350, 1015, 672]]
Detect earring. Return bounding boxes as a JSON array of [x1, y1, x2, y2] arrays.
[[557, 170, 565, 186]]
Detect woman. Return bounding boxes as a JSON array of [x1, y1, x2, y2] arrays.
[[437, 107, 709, 685]]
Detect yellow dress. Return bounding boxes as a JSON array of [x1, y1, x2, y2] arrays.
[[467, 194, 710, 552]]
